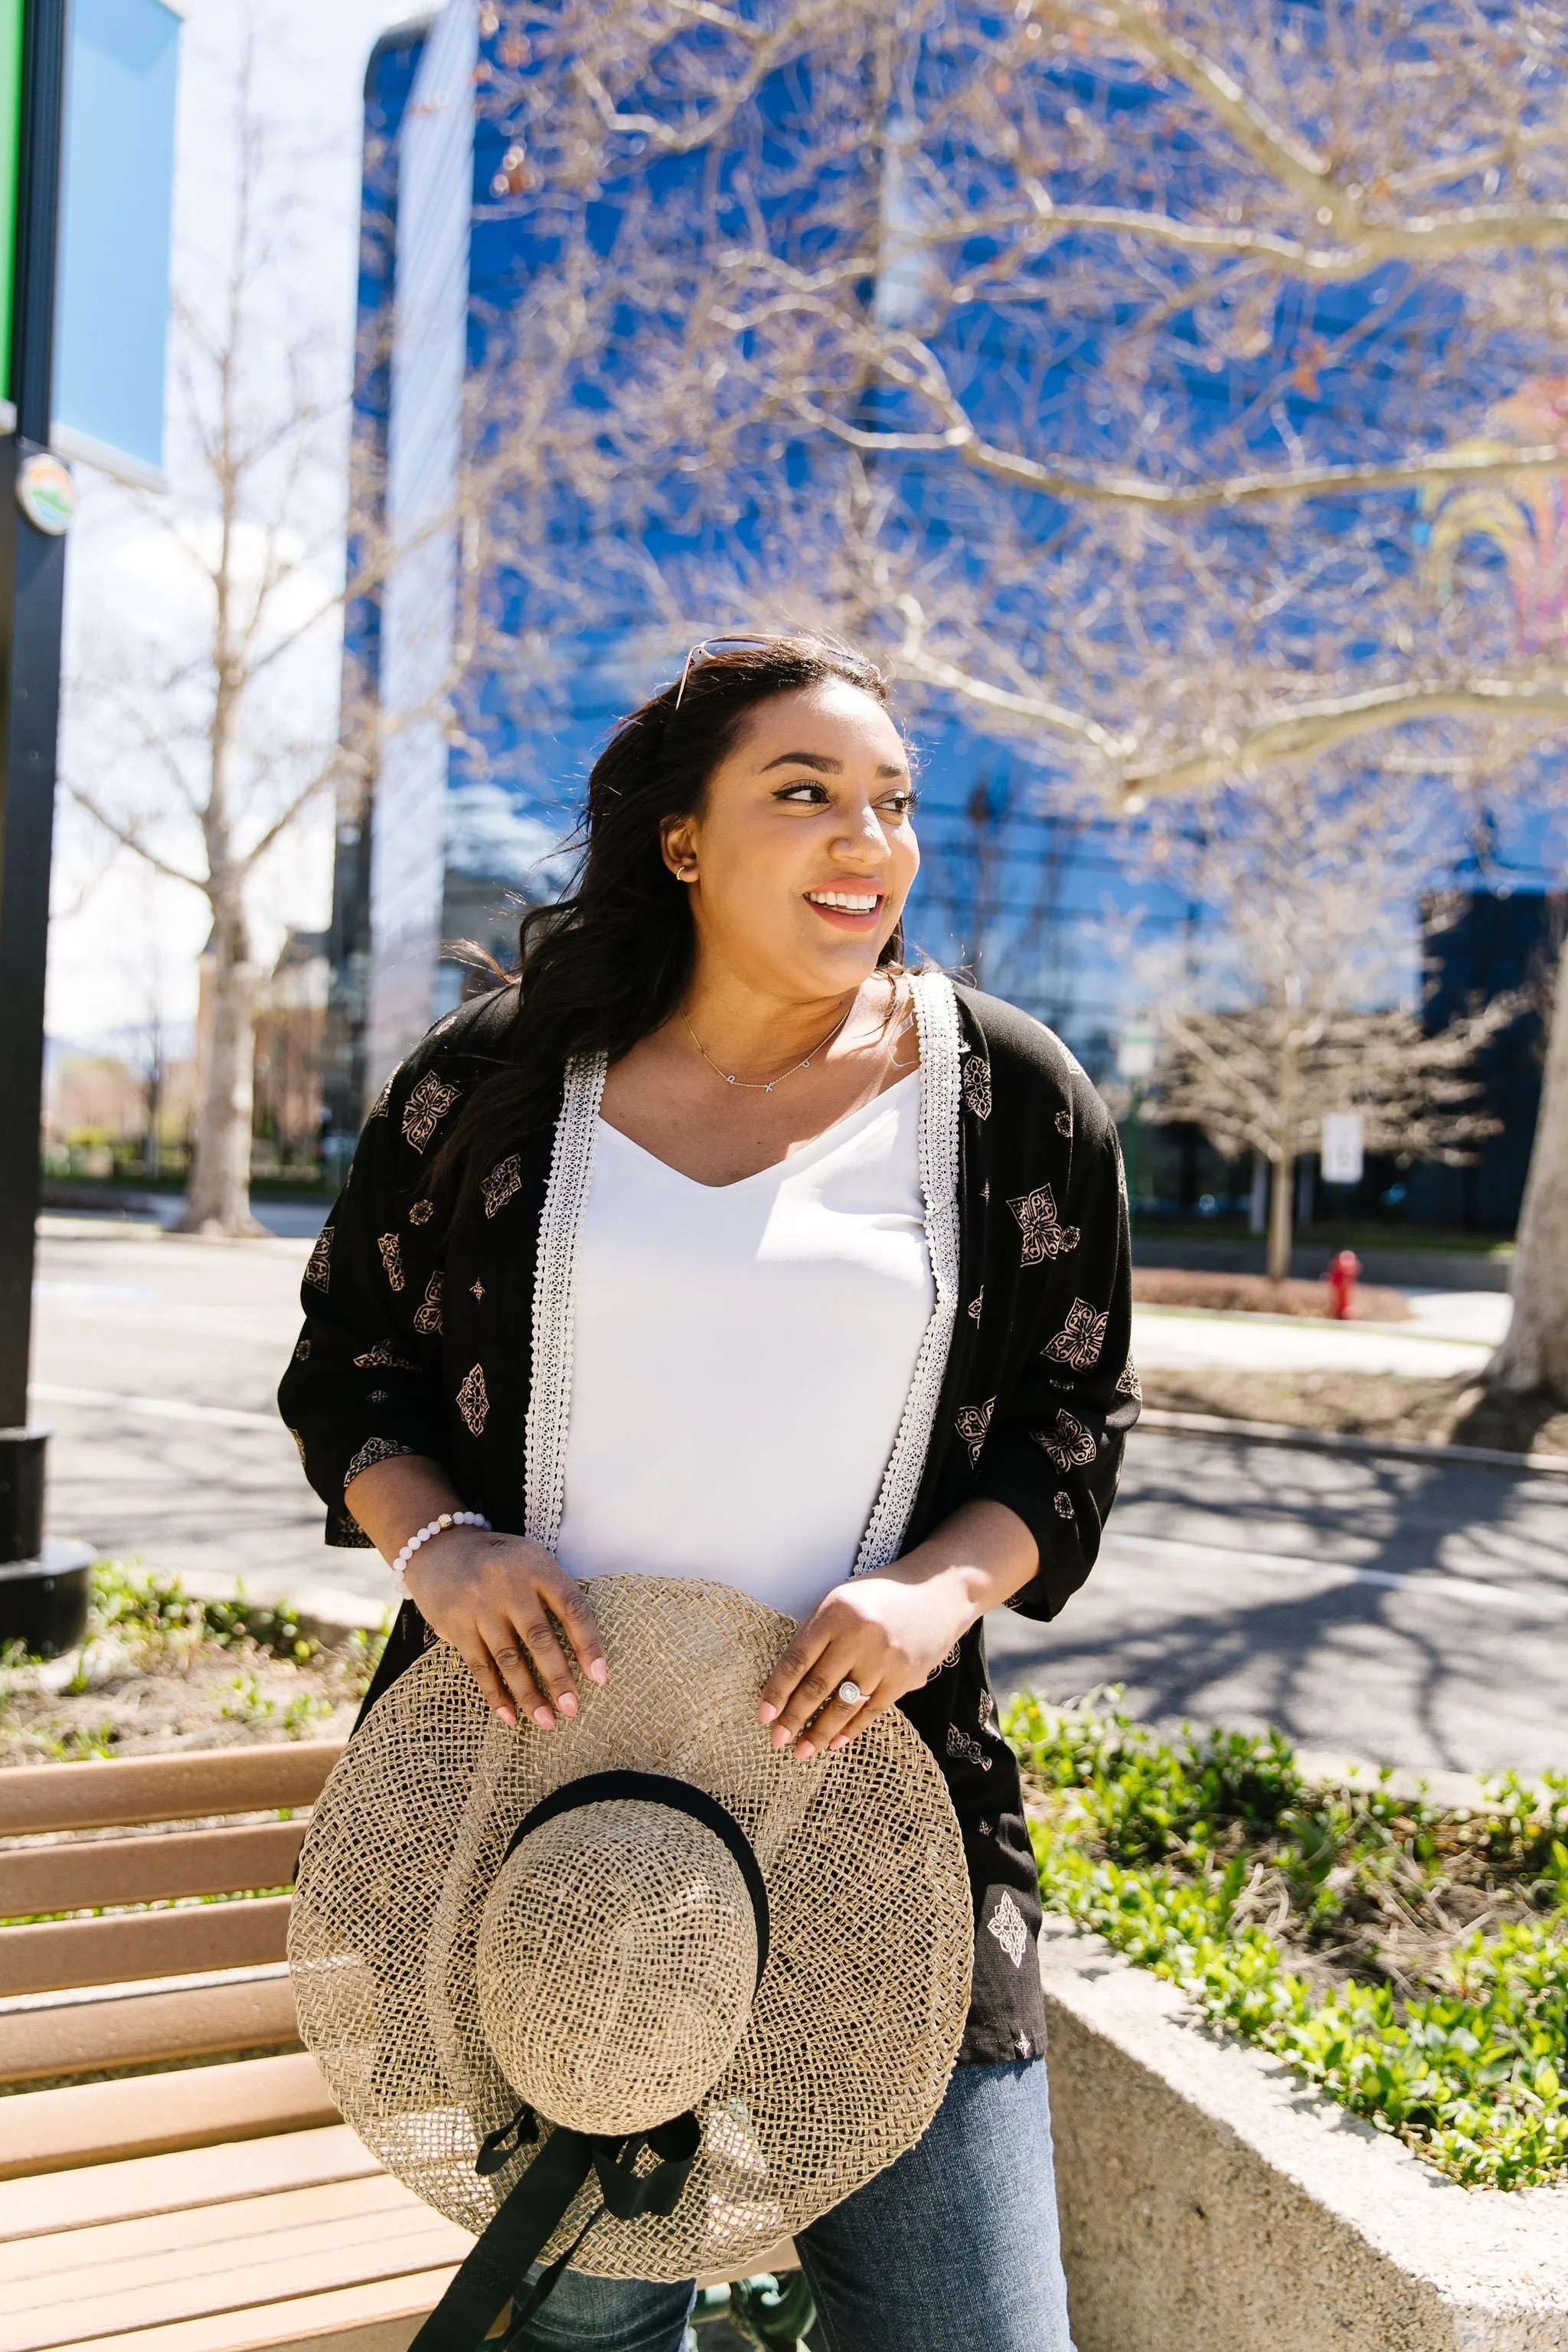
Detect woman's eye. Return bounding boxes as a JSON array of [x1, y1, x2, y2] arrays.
[[881, 791, 918, 817], [774, 781, 831, 804]]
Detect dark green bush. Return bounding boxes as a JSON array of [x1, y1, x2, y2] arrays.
[[1008, 1692, 1568, 2190]]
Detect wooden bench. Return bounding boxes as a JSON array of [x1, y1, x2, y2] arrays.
[[0, 1741, 481, 2352], [1, 1746, 801, 2352]]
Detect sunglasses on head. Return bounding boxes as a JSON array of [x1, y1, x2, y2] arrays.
[[671, 633, 784, 709]]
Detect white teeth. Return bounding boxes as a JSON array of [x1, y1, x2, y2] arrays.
[[808, 890, 879, 912]]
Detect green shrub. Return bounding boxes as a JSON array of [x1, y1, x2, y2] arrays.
[[1008, 1692, 1568, 2190], [89, 1561, 321, 1663]]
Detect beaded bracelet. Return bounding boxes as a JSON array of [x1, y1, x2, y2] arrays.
[[391, 1511, 491, 1600]]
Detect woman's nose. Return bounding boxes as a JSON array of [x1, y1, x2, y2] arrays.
[[832, 809, 892, 862]]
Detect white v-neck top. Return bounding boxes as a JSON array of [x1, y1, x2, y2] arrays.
[[554, 1072, 934, 1621]]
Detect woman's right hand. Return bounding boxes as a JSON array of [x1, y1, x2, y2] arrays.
[[403, 1529, 607, 1729]]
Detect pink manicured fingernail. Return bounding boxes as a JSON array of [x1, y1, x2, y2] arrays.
[[588, 1659, 608, 1686], [534, 1706, 555, 1729], [772, 1725, 792, 1749], [831, 1736, 848, 1752], [795, 1740, 815, 1762], [496, 1706, 516, 1727], [758, 1703, 778, 1725], [557, 1692, 578, 1717]]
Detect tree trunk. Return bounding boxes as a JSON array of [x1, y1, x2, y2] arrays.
[[1486, 948, 1568, 1399], [1267, 1148, 1293, 1281], [179, 899, 263, 1236]]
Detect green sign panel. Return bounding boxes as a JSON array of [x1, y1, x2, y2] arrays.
[[0, 0, 18, 400]]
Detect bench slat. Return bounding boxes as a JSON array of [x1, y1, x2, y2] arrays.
[[0, 1747, 344, 1838], [0, 1971, 299, 2084], [0, 1824, 306, 1919], [1, 2181, 472, 2352], [38, 2262, 460, 2352], [0, 1897, 293, 1997], [0, 2123, 370, 2242], [0, 2058, 342, 2189], [2, 2171, 418, 2288]]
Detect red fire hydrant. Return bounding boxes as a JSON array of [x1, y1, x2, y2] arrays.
[[1325, 1249, 1361, 1321]]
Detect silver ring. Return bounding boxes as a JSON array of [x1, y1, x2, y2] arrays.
[[837, 1679, 864, 1707]]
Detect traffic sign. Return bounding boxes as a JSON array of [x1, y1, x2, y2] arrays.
[[1321, 1112, 1365, 1186]]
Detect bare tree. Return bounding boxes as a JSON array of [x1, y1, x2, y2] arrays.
[[1135, 774, 1516, 1276], [462, 0, 1568, 1392], [63, 15, 384, 1235], [1151, 1007, 1508, 1280]]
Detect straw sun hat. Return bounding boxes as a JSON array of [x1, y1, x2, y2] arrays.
[[289, 1576, 972, 2335]]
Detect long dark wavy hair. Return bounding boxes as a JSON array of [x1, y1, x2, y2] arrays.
[[433, 633, 904, 1210]]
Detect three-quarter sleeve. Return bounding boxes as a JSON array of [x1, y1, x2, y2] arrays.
[[965, 1085, 1138, 1619], [277, 1062, 456, 1547]]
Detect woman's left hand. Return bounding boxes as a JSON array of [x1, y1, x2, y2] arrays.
[[756, 1567, 974, 1760]]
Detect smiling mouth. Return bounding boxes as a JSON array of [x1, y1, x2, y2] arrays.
[[805, 888, 884, 923]]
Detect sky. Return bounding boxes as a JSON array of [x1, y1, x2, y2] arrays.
[[45, 0, 415, 1061]]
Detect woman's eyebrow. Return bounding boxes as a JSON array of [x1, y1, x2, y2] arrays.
[[760, 750, 910, 778], [760, 750, 841, 773]]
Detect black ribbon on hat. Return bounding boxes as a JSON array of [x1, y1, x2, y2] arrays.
[[501, 1769, 770, 1988], [407, 1772, 768, 2349], [409, 2104, 702, 2352]]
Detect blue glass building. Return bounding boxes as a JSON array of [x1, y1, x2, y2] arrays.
[[327, 8, 1184, 1116], [325, 5, 1557, 1234]]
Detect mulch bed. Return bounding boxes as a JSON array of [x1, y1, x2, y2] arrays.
[[0, 1648, 370, 1768], [1132, 1267, 1410, 1320], [1140, 1365, 1568, 1459], [0, 1567, 383, 1767]]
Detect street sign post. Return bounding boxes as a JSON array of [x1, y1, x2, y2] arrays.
[[0, 0, 93, 1648], [1321, 1112, 1365, 1188], [0, 0, 182, 1652]]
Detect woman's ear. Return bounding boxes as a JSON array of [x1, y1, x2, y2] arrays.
[[661, 818, 698, 880]]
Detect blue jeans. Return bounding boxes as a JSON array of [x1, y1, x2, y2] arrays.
[[517, 2060, 1075, 2352]]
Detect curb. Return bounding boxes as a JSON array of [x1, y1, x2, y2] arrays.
[[1039, 1919, 1568, 2350], [1137, 1405, 1568, 1480]]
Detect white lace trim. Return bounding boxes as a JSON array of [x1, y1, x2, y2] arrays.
[[522, 1050, 607, 1549], [852, 969, 962, 1574], [522, 972, 962, 1571]]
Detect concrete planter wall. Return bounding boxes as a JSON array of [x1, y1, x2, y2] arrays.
[[1039, 1919, 1568, 2351]]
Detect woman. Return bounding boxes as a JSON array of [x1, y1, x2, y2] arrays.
[[280, 633, 1138, 2352]]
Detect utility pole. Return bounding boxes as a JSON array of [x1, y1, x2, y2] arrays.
[[0, 0, 92, 1654]]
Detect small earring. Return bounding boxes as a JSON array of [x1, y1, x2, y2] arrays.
[[677, 863, 697, 882]]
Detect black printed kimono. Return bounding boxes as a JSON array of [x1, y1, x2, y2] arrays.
[[279, 972, 1138, 2066]]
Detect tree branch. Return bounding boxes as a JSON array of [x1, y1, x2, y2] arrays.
[[1057, 0, 1347, 222], [812, 403, 1568, 512], [921, 196, 1568, 279], [236, 756, 338, 871], [893, 637, 1127, 761], [1119, 678, 1568, 800], [570, 0, 834, 158], [1043, 0, 1568, 261], [66, 783, 207, 892]]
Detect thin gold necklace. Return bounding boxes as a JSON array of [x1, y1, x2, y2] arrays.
[[681, 998, 858, 1094]]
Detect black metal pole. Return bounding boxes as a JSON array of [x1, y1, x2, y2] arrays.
[[0, 0, 90, 1651]]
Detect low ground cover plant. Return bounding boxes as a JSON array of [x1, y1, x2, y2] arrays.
[[1008, 1692, 1568, 2189], [0, 1563, 386, 1765]]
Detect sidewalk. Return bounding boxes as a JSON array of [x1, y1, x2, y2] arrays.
[[41, 1194, 331, 1239], [1131, 1290, 1508, 1380]]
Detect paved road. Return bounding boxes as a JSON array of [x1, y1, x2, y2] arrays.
[[26, 1216, 1568, 1779]]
